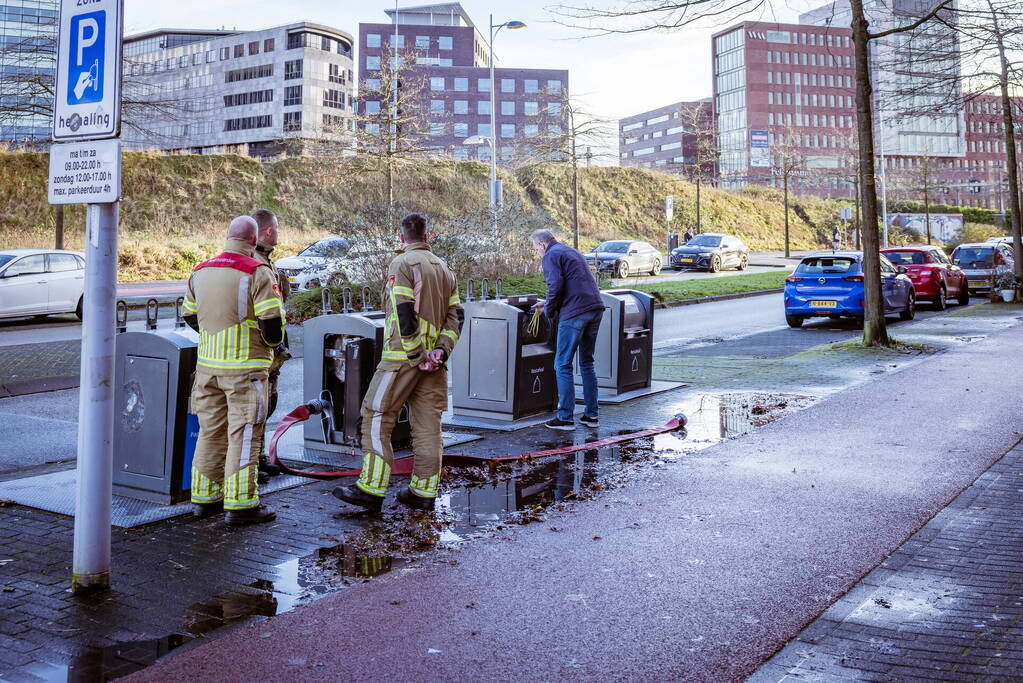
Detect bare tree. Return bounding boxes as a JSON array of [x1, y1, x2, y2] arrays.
[[677, 101, 717, 233], [895, 148, 950, 244], [552, 0, 955, 346], [769, 127, 808, 258]]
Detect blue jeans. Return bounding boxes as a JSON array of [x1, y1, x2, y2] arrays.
[[554, 309, 602, 421]]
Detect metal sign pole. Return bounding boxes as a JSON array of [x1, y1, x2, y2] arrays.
[[72, 202, 118, 592]]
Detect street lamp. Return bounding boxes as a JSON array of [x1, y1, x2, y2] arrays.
[[486, 15, 527, 226]]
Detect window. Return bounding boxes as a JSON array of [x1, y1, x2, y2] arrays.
[[324, 89, 345, 109], [366, 55, 380, 70], [548, 124, 562, 135], [364, 123, 380, 135], [453, 100, 468, 115], [524, 124, 539, 138], [192, 53, 201, 65], [389, 34, 405, 48], [284, 86, 301, 107], [501, 123, 515, 138], [224, 89, 274, 107], [633, 147, 655, 156], [768, 72, 773, 84], [264, 38, 275, 53], [501, 101, 515, 115], [439, 36, 453, 50], [206, 50, 216, 63], [652, 130, 663, 138], [248, 41, 259, 55], [365, 78, 381, 92], [283, 111, 302, 132], [524, 102, 539, 115], [477, 100, 491, 115], [454, 77, 468, 92], [478, 123, 492, 137], [224, 115, 272, 132], [233, 44, 244, 58], [430, 122, 445, 136], [431, 99, 444, 114], [478, 78, 491, 92], [367, 34, 381, 48], [547, 80, 562, 94], [284, 59, 303, 80], [220, 47, 230, 60], [364, 100, 381, 114], [416, 35, 430, 49], [453, 122, 469, 137], [524, 79, 538, 93], [548, 102, 561, 116], [501, 78, 515, 93], [48, 254, 81, 272], [430, 77, 445, 91], [225, 64, 273, 83], [7, 255, 45, 276]]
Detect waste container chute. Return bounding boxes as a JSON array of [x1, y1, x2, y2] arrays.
[[112, 300, 198, 504], [450, 292, 557, 422], [302, 292, 411, 454], [575, 289, 661, 400]]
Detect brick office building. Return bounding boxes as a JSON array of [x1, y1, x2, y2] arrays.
[[358, 2, 569, 163], [618, 99, 712, 175]]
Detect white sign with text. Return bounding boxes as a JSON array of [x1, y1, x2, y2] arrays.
[[48, 139, 122, 204]]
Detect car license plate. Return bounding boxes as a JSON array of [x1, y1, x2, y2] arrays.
[[810, 300, 837, 308], [681, 257, 694, 263], [288, 277, 298, 284], [968, 280, 987, 288]]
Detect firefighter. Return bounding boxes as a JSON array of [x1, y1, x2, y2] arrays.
[[250, 208, 291, 480], [182, 216, 285, 525], [332, 213, 462, 512]]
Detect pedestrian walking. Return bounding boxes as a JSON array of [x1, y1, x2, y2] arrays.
[[333, 213, 462, 512], [181, 216, 285, 525], [250, 208, 291, 481], [531, 229, 604, 431], [683, 228, 694, 244]]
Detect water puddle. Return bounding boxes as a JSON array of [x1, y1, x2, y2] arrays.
[[16, 634, 195, 682]]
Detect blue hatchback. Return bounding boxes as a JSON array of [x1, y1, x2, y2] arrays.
[[783, 252, 916, 328]]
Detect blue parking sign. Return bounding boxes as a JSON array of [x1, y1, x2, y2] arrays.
[[67, 11, 105, 105]]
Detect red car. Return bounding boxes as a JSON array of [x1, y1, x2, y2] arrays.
[[881, 246, 970, 309]]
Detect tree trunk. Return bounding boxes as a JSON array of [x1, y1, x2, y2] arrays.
[[572, 128, 580, 250], [990, 0, 1023, 288], [924, 187, 931, 244], [696, 174, 702, 233], [783, 173, 790, 258], [55, 205, 64, 250], [854, 176, 862, 250], [850, 0, 888, 346]]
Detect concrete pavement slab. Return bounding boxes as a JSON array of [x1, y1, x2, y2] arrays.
[[125, 320, 1023, 682]]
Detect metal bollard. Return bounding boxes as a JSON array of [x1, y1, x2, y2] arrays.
[[361, 286, 373, 312], [466, 279, 475, 303], [174, 297, 186, 329], [145, 299, 159, 331], [115, 300, 128, 334], [495, 277, 504, 299], [321, 288, 334, 315], [481, 278, 490, 301], [341, 287, 354, 314]]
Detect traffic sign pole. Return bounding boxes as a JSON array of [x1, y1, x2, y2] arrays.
[[48, 0, 123, 594], [72, 203, 118, 593]]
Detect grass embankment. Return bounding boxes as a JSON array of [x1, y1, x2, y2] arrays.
[[633, 271, 788, 304]]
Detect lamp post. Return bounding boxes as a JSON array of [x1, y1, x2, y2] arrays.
[[486, 15, 526, 230]]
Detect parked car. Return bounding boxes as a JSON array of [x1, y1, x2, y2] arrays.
[[584, 240, 662, 278], [985, 236, 1013, 244], [0, 249, 87, 320], [783, 251, 915, 328], [275, 237, 353, 291], [669, 233, 749, 272], [949, 242, 1014, 294], [881, 246, 969, 309]]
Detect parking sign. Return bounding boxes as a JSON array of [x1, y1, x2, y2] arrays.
[[52, 0, 122, 140]]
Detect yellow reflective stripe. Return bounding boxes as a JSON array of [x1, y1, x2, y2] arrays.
[[356, 453, 390, 496], [381, 350, 406, 361], [409, 473, 439, 498], [448, 294, 461, 306], [391, 285, 414, 298], [402, 336, 423, 351], [190, 469, 223, 502], [197, 358, 272, 369], [253, 298, 283, 315], [182, 298, 198, 313], [440, 329, 458, 341]]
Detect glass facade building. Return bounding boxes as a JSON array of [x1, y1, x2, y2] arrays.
[[714, 28, 747, 183], [0, 0, 58, 143]]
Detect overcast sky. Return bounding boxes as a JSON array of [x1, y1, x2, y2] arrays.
[[124, 0, 826, 123]]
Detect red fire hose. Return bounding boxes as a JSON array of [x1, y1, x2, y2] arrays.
[[267, 401, 687, 480]]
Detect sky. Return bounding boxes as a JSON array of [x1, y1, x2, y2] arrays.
[[123, 0, 827, 124]]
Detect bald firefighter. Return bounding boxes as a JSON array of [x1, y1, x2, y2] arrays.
[[250, 208, 292, 481], [182, 216, 285, 525], [332, 213, 462, 511]]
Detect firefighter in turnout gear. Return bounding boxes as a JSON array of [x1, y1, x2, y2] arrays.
[[182, 216, 285, 525], [333, 213, 462, 512], [250, 209, 291, 481]]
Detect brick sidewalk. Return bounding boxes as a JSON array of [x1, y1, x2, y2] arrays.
[[0, 341, 80, 398], [752, 440, 1023, 681]]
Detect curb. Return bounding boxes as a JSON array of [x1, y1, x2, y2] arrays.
[[0, 375, 79, 398], [653, 288, 784, 310]]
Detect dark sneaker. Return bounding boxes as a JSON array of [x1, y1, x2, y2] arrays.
[[397, 486, 436, 511], [579, 415, 599, 427], [544, 417, 575, 431], [191, 501, 223, 519], [332, 485, 384, 513], [258, 454, 280, 478], [224, 505, 276, 526]]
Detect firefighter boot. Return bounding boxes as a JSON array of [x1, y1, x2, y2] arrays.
[[192, 501, 224, 519], [224, 505, 277, 526], [332, 485, 384, 513], [258, 454, 279, 478], [397, 486, 435, 511]]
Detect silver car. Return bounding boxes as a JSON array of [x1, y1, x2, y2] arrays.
[[584, 240, 663, 278], [0, 249, 86, 320], [950, 242, 1014, 293]]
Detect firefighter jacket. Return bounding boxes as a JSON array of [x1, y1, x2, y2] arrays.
[[183, 239, 285, 374], [380, 241, 461, 369], [255, 242, 291, 303]]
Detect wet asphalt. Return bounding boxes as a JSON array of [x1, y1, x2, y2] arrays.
[[124, 320, 1023, 682]]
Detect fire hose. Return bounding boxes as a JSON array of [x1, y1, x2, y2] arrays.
[[267, 400, 687, 480]]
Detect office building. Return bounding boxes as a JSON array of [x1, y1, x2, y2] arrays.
[[122, 22, 356, 156], [358, 2, 569, 163], [619, 100, 712, 175], [0, 0, 58, 143]]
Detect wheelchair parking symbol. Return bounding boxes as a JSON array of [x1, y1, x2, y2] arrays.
[[67, 11, 105, 106]]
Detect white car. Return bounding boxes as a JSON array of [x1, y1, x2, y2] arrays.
[[275, 238, 352, 292], [0, 249, 86, 320]]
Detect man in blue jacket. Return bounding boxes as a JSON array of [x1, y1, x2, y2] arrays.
[[531, 229, 605, 430]]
